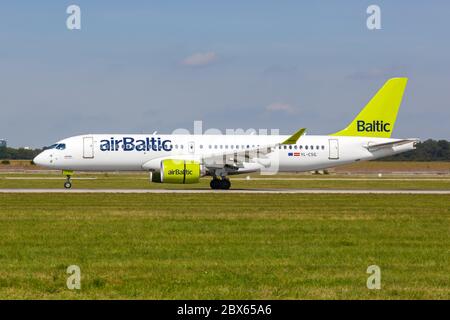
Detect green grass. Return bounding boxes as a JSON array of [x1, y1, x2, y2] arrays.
[[2, 159, 450, 172], [0, 193, 448, 299], [0, 172, 449, 190]]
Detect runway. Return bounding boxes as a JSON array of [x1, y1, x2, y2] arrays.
[[0, 188, 449, 194], [2, 177, 449, 181]]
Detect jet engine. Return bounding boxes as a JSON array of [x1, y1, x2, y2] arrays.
[[151, 159, 204, 184]]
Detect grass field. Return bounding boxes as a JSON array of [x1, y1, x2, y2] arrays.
[[0, 193, 449, 299], [1, 172, 450, 190]]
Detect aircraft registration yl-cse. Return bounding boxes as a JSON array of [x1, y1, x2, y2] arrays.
[[34, 78, 418, 190]]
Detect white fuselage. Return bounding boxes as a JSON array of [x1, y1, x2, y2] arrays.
[[33, 134, 416, 174]]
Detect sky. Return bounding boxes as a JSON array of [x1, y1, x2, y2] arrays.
[[0, 1, 449, 147]]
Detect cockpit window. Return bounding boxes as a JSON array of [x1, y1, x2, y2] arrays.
[[56, 144, 66, 150], [45, 144, 58, 150]]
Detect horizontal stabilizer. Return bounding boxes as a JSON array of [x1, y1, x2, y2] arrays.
[[365, 139, 419, 151]]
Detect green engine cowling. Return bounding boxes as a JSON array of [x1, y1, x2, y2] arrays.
[[151, 159, 201, 184]]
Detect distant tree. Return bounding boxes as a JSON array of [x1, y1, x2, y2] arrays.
[[0, 146, 6, 159], [0, 147, 42, 160], [382, 139, 450, 161]]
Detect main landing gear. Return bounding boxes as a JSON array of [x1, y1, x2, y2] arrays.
[[210, 177, 231, 190]]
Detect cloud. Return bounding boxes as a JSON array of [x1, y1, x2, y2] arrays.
[[265, 102, 298, 114], [181, 52, 218, 67]]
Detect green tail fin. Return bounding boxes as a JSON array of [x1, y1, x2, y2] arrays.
[[331, 78, 408, 138]]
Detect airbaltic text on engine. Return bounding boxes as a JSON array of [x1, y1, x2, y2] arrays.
[[100, 137, 172, 151], [168, 169, 193, 176]]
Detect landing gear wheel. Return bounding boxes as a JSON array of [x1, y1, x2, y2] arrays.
[[64, 175, 72, 189], [210, 177, 231, 190], [221, 179, 231, 190], [210, 178, 220, 190]]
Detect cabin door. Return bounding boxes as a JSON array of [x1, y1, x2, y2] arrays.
[[328, 139, 339, 160], [83, 136, 94, 159]]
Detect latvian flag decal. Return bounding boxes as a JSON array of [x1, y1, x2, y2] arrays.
[[288, 152, 300, 157]]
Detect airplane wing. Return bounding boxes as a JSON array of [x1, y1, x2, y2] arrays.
[[365, 139, 419, 151], [141, 128, 306, 173], [281, 128, 306, 144], [202, 128, 306, 171]]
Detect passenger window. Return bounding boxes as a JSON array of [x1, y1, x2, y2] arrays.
[[300, 145, 303, 149], [322, 145, 325, 150], [316, 145, 319, 150], [200, 145, 203, 149], [305, 145, 308, 150], [294, 145, 297, 149]]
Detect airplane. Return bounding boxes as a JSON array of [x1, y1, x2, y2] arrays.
[[33, 78, 418, 190]]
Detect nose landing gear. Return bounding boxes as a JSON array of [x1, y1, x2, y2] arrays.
[[64, 179, 72, 189], [62, 170, 73, 189], [210, 177, 231, 190]]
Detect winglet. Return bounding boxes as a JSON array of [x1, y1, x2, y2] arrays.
[[281, 128, 306, 144]]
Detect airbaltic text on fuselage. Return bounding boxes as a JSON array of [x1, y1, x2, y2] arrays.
[[100, 137, 172, 152], [357, 120, 391, 132]]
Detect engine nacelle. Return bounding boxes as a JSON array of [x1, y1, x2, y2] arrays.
[[151, 159, 202, 184]]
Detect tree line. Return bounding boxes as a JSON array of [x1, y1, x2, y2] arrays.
[[0, 139, 448, 161], [383, 139, 449, 161], [0, 147, 42, 160]]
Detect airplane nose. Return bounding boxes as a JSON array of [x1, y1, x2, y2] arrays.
[[33, 153, 45, 166]]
